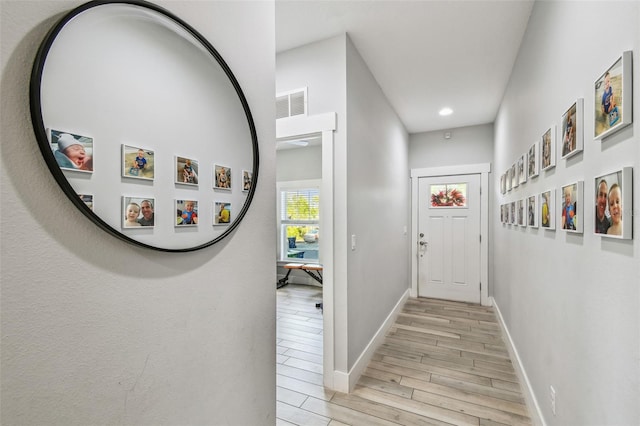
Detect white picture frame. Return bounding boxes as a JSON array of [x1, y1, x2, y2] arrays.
[[559, 181, 584, 233], [594, 167, 633, 239], [560, 98, 584, 160], [540, 189, 555, 230], [594, 51, 633, 140], [528, 141, 539, 179], [541, 125, 556, 172]]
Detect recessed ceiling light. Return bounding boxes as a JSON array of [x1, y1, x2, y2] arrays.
[[439, 107, 453, 116]]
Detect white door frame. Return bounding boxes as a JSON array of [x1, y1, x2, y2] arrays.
[[276, 112, 337, 389], [410, 163, 491, 306]]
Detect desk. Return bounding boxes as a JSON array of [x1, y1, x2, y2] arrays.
[[277, 263, 323, 288]]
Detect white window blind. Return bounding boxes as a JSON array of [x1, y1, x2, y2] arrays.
[[281, 189, 319, 222]]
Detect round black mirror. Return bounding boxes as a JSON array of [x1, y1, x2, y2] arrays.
[[30, 0, 259, 252]]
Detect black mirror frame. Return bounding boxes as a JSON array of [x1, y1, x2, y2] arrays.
[[29, 0, 259, 252]]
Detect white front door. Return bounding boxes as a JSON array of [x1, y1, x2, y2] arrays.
[[418, 174, 481, 303]]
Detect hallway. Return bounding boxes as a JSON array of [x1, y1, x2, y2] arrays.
[[276, 284, 531, 425]]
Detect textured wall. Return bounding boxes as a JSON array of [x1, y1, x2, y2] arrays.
[[493, 2, 639, 424], [1, 1, 276, 424]]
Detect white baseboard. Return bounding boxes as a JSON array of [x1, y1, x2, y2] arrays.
[[491, 297, 546, 426], [334, 289, 410, 393]]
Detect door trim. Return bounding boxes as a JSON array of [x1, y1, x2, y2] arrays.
[[410, 163, 491, 306], [277, 112, 338, 389]]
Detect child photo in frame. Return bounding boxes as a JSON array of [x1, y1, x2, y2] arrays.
[[541, 126, 556, 171], [561, 99, 583, 159], [176, 157, 198, 185], [214, 201, 231, 225], [517, 155, 526, 185], [214, 164, 232, 190], [517, 199, 525, 227], [540, 189, 554, 230], [79, 194, 93, 211], [242, 170, 253, 192], [122, 144, 154, 180], [561, 181, 583, 233], [50, 129, 93, 172], [594, 51, 632, 140], [594, 167, 633, 239], [528, 195, 538, 228], [176, 199, 198, 226], [528, 141, 539, 179]]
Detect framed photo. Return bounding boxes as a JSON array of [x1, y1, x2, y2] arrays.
[[122, 196, 155, 229], [594, 167, 632, 239], [511, 163, 518, 189], [528, 141, 539, 179], [560, 181, 584, 233], [500, 204, 505, 224], [242, 170, 253, 192], [214, 164, 232, 190], [527, 195, 538, 228], [122, 144, 154, 180], [429, 183, 467, 208], [517, 199, 525, 227], [79, 194, 93, 211], [540, 189, 555, 230], [507, 167, 513, 192], [560, 99, 584, 160], [176, 199, 198, 226], [175, 156, 199, 185], [214, 201, 232, 225], [594, 51, 632, 140], [509, 201, 516, 225], [517, 155, 526, 185], [49, 129, 93, 172], [541, 126, 556, 171]]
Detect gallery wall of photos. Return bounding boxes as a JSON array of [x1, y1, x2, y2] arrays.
[[48, 129, 254, 230], [498, 51, 633, 240]]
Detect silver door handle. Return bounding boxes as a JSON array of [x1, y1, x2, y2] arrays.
[[419, 241, 428, 246]]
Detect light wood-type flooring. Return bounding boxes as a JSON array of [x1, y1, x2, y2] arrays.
[[276, 284, 531, 426]]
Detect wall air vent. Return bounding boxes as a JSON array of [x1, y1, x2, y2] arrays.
[[276, 87, 307, 119]]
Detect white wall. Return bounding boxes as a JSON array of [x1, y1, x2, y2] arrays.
[[409, 123, 494, 169], [493, 2, 639, 424], [345, 37, 410, 368], [1, 1, 276, 424], [276, 145, 322, 182], [276, 34, 410, 378]]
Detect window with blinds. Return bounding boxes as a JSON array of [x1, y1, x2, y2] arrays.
[[278, 187, 320, 262]]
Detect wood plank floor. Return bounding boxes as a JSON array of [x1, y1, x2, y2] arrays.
[[277, 284, 531, 426]]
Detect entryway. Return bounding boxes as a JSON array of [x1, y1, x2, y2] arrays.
[[411, 164, 491, 306]]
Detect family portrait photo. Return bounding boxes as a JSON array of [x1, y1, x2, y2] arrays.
[[528, 195, 538, 228], [50, 129, 93, 172], [122, 196, 155, 228], [594, 167, 632, 239]]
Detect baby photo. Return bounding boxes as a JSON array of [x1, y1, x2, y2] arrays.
[[50, 129, 93, 172]]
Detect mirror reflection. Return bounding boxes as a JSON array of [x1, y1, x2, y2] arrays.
[[31, 1, 258, 251]]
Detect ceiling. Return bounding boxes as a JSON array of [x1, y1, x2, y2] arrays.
[[276, 0, 535, 135]]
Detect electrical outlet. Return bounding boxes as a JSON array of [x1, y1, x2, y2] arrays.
[[549, 385, 556, 416]]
